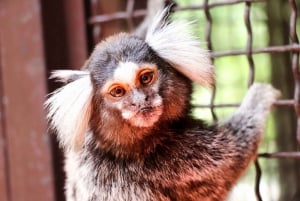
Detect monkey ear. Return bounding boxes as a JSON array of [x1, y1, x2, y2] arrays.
[[45, 70, 93, 150], [145, 8, 215, 86]]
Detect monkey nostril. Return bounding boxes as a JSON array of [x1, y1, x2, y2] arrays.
[[145, 96, 149, 102]]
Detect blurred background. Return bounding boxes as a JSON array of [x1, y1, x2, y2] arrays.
[[0, 0, 300, 201]]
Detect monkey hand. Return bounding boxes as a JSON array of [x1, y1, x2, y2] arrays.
[[224, 83, 281, 145], [238, 83, 281, 119]]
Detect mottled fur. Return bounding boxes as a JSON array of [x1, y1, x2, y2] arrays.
[[45, 9, 280, 201]]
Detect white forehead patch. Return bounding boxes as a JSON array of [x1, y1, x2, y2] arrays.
[[114, 62, 139, 85]]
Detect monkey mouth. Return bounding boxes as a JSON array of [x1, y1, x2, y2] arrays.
[[138, 105, 161, 116], [140, 106, 154, 113], [126, 105, 163, 127]]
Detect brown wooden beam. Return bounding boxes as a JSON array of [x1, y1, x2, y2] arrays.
[[0, 39, 9, 201], [40, 0, 88, 200], [0, 0, 55, 201]]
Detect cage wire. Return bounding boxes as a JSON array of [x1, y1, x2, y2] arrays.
[[87, 0, 300, 200]]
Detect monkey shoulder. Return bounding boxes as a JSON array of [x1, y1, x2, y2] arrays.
[[153, 121, 224, 167]]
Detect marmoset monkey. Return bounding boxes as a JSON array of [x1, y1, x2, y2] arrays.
[[45, 9, 280, 201]]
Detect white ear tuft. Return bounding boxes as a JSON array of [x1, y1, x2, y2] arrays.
[[45, 70, 93, 150], [50, 70, 90, 83], [145, 8, 214, 86]]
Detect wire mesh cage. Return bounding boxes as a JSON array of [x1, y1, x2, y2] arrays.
[[86, 0, 300, 200]]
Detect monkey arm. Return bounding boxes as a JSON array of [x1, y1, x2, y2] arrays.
[[215, 83, 280, 182], [222, 83, 280, 155], [161, 84, 280, 200], [227, 83, 280, 128]]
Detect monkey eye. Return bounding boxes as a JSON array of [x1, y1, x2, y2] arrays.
[[109, 86, 126, 97], [140, 71, 154, 85]]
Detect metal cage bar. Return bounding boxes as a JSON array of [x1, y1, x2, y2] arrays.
[[87, 0, 300, 200]]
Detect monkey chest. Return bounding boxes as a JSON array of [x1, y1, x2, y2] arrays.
[[67, 154, 225, 201]]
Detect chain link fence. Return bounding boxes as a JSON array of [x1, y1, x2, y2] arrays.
[[86, 0, 300, 200]]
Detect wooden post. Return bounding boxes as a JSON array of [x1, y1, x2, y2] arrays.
[[0, 0, 56, 200], [41, 0, 88, 200]]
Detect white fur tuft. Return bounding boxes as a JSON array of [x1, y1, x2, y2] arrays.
[[50, 70, 90, 83], [145, 9, 214, 85], [45, 70, 93, 150]]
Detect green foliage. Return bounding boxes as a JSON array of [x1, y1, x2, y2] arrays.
[[173, 1, 282, 153], [172, 1, 280, 200], [173, 1, 272, 121]]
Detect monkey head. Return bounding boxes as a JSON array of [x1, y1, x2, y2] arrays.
[[45, 9, 214, 151], [87, 33, 193, 130]]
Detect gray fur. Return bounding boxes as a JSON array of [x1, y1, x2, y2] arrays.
[[45, 10, 280, 201]]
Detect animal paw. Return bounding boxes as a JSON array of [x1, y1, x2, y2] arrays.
[[240, 83, 281, 113]]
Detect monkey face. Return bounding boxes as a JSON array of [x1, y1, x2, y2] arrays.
[[88, 33, 191, 129], [101, 62, 163, 127], [45, 13, 213, 149]]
